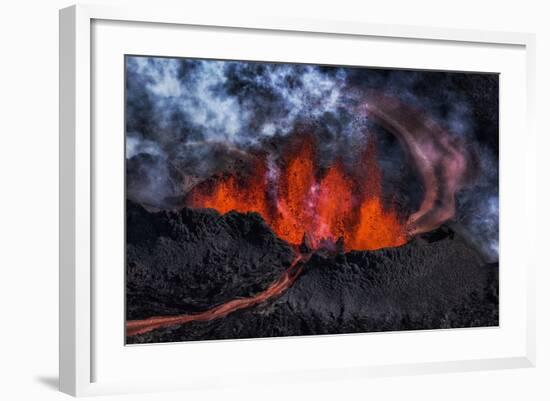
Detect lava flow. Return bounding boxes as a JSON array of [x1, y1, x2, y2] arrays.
[[189, 137, 407, 252], [127, 93, 472, 338], [126, 252, 311, 337]]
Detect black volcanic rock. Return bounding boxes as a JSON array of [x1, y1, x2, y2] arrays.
[[126, 203, 498, 344], [126, 200, 294, 320]]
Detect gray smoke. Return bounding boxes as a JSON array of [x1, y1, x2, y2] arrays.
[[125, 56, 499, 261]]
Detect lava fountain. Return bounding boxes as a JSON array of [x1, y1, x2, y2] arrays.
[[189, 135, 407, 251]]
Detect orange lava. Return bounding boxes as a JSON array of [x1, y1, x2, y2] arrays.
[[271, 137, 317, 244], [190, 156, 269, 217], [190, 136, 407, 251], [346, 141, 406, 250], [316, 160, 354, 242], [126, 252, 310, 337]]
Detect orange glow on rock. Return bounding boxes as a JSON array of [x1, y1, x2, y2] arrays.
[[189, 136, 407, 251]]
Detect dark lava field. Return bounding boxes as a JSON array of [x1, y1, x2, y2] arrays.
[[126, 200, 498, 344]]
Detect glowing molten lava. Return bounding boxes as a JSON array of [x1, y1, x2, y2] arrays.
[[189, 137, 407, 251], [126, 252, 310, 337]]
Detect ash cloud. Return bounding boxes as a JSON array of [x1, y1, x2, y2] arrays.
[[125, 56, 499, 261]]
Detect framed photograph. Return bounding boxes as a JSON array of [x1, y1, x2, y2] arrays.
[[59, 4, 536, 396]]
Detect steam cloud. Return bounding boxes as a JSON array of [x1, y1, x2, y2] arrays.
[[125, 56, 499, 262]]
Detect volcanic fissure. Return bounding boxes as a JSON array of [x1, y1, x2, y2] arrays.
[[126, 93, 471, 338]]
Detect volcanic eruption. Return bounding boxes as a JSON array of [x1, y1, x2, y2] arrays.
[[124, 56, 499, 343], [188, 135, 407, 252]]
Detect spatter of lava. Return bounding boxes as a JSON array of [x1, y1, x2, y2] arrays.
[[188, 92, 470, 252], [189, 135, 407, 252]]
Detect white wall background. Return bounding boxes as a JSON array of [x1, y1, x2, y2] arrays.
[[0, 0, 547, 399]]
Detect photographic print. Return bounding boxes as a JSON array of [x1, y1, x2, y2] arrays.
[[125, 56, 499, 344]]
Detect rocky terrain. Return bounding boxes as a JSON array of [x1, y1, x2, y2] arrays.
[[126, 200, 498, 344]]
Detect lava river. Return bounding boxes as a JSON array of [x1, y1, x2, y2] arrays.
[[126, 252, 311, 337]]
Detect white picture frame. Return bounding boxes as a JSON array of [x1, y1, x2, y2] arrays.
[[59, 4, 536, 397]]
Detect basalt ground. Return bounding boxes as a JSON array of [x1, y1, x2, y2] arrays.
[[126, 200, 498, 344]]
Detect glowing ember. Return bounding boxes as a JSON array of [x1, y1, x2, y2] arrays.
[[189, 137, 407, 251]]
